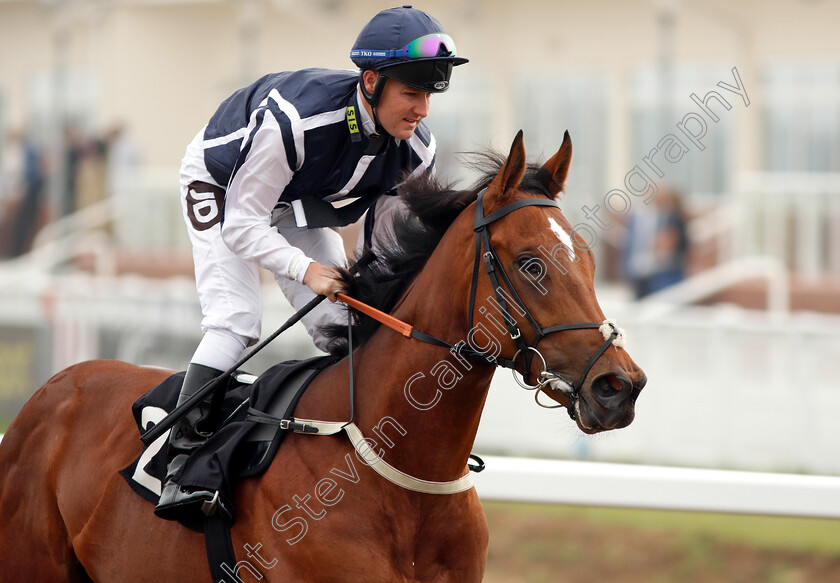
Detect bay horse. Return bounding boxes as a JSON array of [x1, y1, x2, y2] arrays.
[[0, 131, 645, 582]]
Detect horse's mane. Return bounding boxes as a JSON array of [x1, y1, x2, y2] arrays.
[[322, 151, 559, 356]]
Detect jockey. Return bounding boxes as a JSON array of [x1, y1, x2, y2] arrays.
[[156, 5, 468, 518]]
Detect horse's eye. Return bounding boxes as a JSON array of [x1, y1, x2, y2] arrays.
[[517, 256, 543, 278]]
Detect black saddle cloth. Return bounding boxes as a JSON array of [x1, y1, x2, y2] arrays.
[[120, 355, 338, 530]]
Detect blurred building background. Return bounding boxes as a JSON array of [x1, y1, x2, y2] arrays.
[[1, 0, 839, 474]]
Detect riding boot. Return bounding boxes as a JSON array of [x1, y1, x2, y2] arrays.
[[154, 363, 230, 521]]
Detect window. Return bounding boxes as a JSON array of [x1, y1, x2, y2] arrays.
[[426, 70, 495, 183], [630, 65, 735, 198], [514, 69, 609, 205], [762, 62, 840, 173]]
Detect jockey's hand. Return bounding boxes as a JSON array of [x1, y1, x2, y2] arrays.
[[302, 262, 346, 302]]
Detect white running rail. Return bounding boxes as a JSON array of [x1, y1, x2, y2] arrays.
[[1, 433, 834, 519], [473, 455, 840, 519]]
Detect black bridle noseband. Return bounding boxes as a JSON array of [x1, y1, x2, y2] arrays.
[[464, 189, 625, 419]]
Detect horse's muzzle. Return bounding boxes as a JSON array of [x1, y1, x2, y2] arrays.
[[576, 371, 646, 433]]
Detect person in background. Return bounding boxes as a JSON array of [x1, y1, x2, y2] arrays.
[[623, 187, 690, 299], [2, 129, 46, 257], [104, 123, 141, 197]]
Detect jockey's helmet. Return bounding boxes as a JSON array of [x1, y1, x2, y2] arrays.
[[351, 5, 468, 106]]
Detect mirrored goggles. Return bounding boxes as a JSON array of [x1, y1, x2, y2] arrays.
[[351, 33, 458, 60]]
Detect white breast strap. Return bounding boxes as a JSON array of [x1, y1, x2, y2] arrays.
[[290, 418, 475, 495]]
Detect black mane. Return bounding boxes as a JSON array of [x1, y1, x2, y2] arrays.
[[322, 152, 557, 356]]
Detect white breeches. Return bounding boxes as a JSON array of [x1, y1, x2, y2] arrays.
[[180, 182, 347, 355]]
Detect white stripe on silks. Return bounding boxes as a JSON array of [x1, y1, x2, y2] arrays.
[[407, 163, 428, 181], [238, 103, 271, 165], [298, 107, 346, 133], [324, 155, 376, 201], [201, 127, 250, 149], [408, 131, 436, 170], [267, 89, 301, 122], [289, 419, 475, 495], [268, 88, 305, 170]]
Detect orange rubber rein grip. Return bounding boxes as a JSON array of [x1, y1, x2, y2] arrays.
[[336, 293, 413, 338]]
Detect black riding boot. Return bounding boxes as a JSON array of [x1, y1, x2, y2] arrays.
[[154, 363, 228, 520]]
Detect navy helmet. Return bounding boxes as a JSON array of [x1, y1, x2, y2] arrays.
[[351, 6, 468, 105]]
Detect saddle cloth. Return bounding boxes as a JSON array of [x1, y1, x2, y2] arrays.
[[120, 355, 338, 531]]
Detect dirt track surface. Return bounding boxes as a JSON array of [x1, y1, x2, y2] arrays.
[[482, 504, 840, 583]]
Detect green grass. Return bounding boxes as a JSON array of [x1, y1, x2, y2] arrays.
[[484, 501, 840, 556]]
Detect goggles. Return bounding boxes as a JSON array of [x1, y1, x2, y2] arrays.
[[350, 33, 458, 61]]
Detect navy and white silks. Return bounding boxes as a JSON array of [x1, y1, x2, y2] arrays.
[[179, 68, 436, 353]]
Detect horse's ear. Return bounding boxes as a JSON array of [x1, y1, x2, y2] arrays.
[[539, 130, 573, 197], [488, 130, 527, 204]]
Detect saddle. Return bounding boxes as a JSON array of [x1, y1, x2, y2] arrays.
[[120, 355, 339, 531]]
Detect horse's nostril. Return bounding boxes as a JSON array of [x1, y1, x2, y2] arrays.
[[606, 374, 623, 391], [591, 373, 628, 404]]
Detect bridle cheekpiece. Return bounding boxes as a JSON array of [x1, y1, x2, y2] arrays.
[[466, 189, 627, 418]]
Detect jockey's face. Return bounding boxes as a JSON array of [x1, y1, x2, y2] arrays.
[[363, 71, 431, 140]]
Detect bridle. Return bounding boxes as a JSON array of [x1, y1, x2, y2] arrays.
[[241, 189, 629, 498], [464, 189, 626, 418], [342, 188, 627, 420]]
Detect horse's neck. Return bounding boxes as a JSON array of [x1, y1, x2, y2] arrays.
[[353, 252, 495, 482]]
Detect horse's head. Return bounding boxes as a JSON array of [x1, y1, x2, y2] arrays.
[[470, 130, 646, 434], [323, 130, 645, 433]]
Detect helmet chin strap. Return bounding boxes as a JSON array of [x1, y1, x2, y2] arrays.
[[359, 71, 389, 137]]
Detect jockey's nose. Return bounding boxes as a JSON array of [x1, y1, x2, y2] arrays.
[[414, 93, 430, 118]]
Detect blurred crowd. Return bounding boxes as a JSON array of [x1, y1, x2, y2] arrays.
[[0, 123, 140, 258]]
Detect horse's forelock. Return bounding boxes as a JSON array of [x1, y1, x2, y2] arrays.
[[467, 150, 561, 201]]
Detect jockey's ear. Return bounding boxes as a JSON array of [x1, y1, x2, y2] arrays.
[[538, 130, 573, 198], [488, 130, 526, 206], [362, 70, 379, 95]]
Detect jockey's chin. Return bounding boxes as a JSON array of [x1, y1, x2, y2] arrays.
[[392, 118, 421, 139]]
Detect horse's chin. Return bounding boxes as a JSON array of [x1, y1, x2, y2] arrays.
[[574, 393, 636, 435], [544, 378, 633, 434], [573, 398, 602, 435]]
